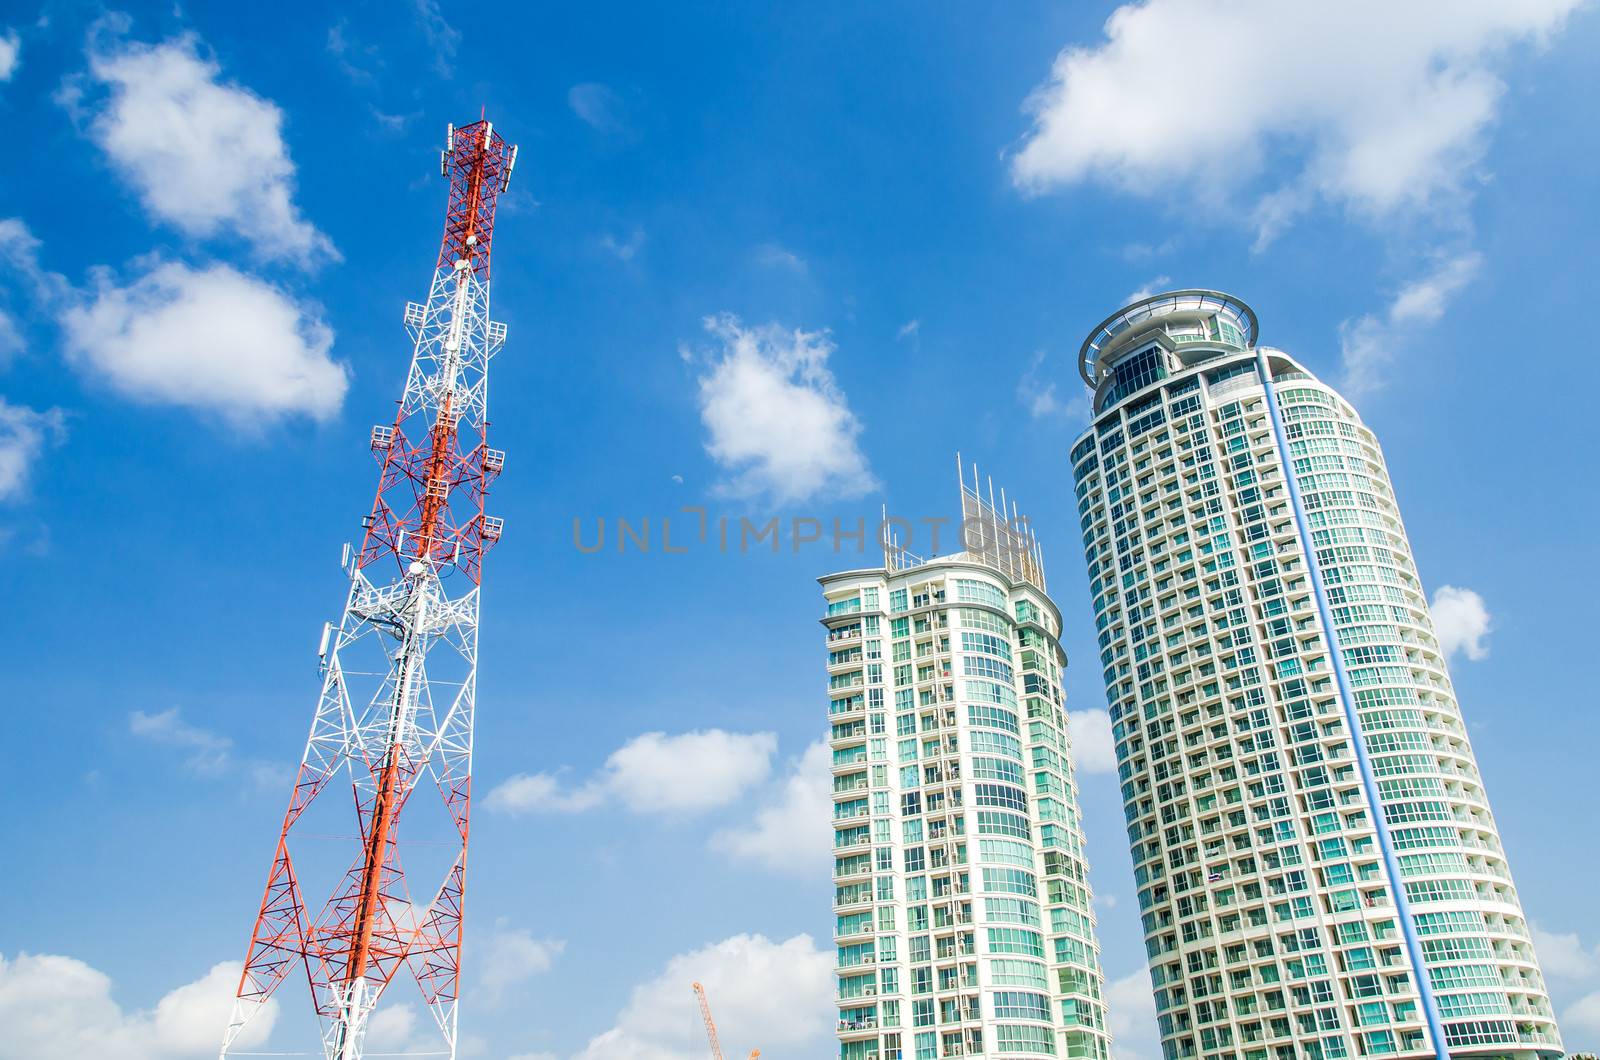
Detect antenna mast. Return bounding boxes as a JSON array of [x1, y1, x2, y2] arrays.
[[220, 117, 518, 1060]]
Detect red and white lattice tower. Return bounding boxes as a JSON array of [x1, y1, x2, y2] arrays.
[[220, 118, 518, 1060]]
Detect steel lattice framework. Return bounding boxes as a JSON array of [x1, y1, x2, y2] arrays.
[[221, 118, 517, 1060]]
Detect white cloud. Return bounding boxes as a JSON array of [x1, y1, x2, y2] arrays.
[[1388, 253, 1484, 325], [81, 31, 335, 265], [61, 259, 346, 425], [573, 934, 832, 1060], [1014, 5, 1553, 395], [364, 1004, 420, 1052], [1018, 348, 1084, 421], [484, 771, 604, 814], [0, 217, 67, 304], [1068, 709, 1119, 775], [478, 920, 563, 1006], [1123, 275, 1171, 305], [0, 399, 66, 502], [599, 229, 645, 262], [0, 309, 22, 361], [1105, 966, 1160, 1060], [480, 771, 601, 813], [0, 30, 20, 82], [711, 739, 832, 873], [605, 730, 774, 811], [412, 0, 460, 77], [1532, 923, 1600, 981], [753, 243, 807, 273], [1429, 584, 1492, 661], [691, 314, 877, 503], [129, 708, 231, 773], [325, 20, 377, 85], [1567, 989, 1600, 1042], [0, 953, 276, 1060], [149, 963, 260, 1055], [371, 108, 416, 134], [895, 319, 920, 342], [128, 708, 285, 788], [486, 729, 777, 816], [0, 220, 345, 425], [1340, 252, 1483, 395], [1120, 237, 1178, 263], [1011, 0, 1583, 238], [568, 83, 624, 133]]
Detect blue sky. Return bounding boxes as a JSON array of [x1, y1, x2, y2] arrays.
[[2, 2, 1598, 1058]]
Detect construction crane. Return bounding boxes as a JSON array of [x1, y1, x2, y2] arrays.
[[692, 982, 760, 1060]]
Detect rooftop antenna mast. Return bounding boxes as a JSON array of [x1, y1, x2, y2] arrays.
[[220, 117, 519, 1060]]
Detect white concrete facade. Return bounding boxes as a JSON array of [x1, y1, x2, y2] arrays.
[[822, 530, 1112, 1060], [1069, 291, 1562, 1060]]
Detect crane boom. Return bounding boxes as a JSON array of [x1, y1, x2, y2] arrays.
[[692, 982, 724, 1060]]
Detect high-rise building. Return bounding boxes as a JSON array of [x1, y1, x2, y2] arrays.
[[1068, 291, 1561, 1060], [822, 473, 1111, 1060]]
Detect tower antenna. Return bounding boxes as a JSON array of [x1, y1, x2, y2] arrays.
[[220, 117, 519, 1060]]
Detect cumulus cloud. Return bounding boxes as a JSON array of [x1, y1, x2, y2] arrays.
[[1105, 966, 1160, 1060], [80, 30, 335, 265], [711, 739, 832, 873], [573, 934, 832, 1060], [1011, 2, 1568, 393], [478, 920, 564, 1006], [690, 314, 876, 503], [486, 729, 777, 816], [128, 708, 285, 788], [1068, 709, 1119, 775], [1340, 252, 1483, 396], [1011, 0, 1582, 235], [1429, 584, 1492, 661], [0, 953, 276, 1060], [60, 259, 346, 425], [0, 399, 66, 502], [0, 29, 20, 82], [0, 220, 345, 425]]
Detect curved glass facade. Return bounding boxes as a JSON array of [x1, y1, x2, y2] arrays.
[[823, 552, 1111, 1060], [1068, 297, 1561, 1060]]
